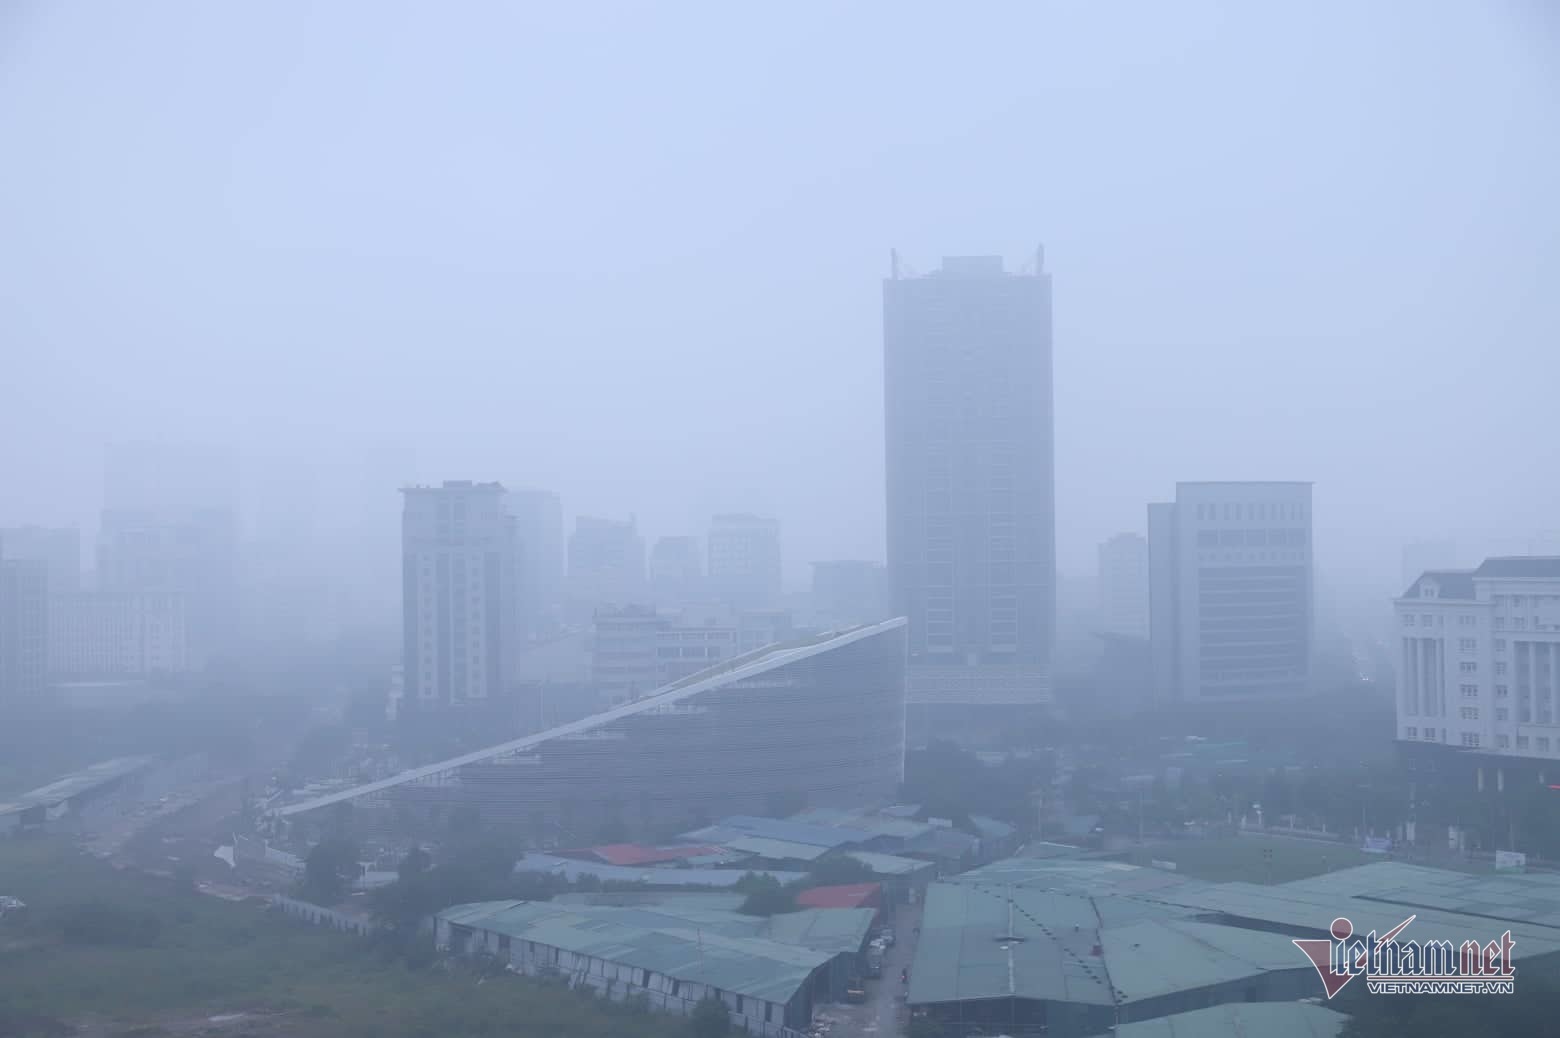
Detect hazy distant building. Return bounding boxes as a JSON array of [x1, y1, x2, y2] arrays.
[[1401, 540, 1459, 594], [884, 252, 1054, 706], [0, 526, 80, 595], [649, 535, 703, 604], [0, 559, 49, 709], [1395, 559, 1560, 768], [568, 516, 646, 607], [508, 488, 565, 637], [706, 514, 782, 608], [591, 604, 796, 707], [811, 560, 888, 629], [49, 591, 187, 678], [591, 605, 662, 706], [401, 481, 520, 710], [1097, 533, 1149, 639], [1148, 482, 1314, 702], [97, 508, 237, 668]]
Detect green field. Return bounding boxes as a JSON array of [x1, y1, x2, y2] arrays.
[[0, 840, 691, 1038], [1117, 835, 1375, 884]]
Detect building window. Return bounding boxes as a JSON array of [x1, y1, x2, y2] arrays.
[[1406, 727, 1418, 739], [1498, 735, 1510, 748], [1461, 733, 1480, 747], [1460, 707, 1479, 720], [1540, 738, 1552, 754], [1496, 662, 1508, 675], [1495, 639, 1507, 651], [1516, 736, 1530, 750], [1514, 618, 1527, 630], [1461, 684, 1479, 697], [1495, 617, 1506, 630], [1403, 614, 1415, 626], [1497, 708, 1509, 720], [1423, 729, 1436, 741], [1459, 638, 1477, 652], [1459, 661, 1477, 674], [1421, 615, 1433, 626], [1512, 596, 1526, 608]]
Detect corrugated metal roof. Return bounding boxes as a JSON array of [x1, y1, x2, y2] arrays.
[[908, 882, 1116, 1006], [911, 855, 1560, 1013], [720, 836, 832, 862], [1094, 1002, 1348, 1038], [843, 851, 935, 876], [515, 853, 805, 888], [437, 900, 837, 1003], [970, 815, 1016, 840], [795, 883, 879, 910]]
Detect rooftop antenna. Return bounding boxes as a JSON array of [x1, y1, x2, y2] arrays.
[[890, 248, 900, 280]]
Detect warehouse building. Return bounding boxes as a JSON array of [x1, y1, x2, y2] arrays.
[[909, 856, 1560, 1036], [436, 897, 875, 1035]]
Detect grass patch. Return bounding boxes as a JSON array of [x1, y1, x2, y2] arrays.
[[0, 840, 690, 1038]]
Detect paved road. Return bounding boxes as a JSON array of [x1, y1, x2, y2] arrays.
[[817, 899, 924, 1037]]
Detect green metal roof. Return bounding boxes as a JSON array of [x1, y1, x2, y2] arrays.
[[907, 883, 1116, 1007], [1093, 1002, 1349, 1038], [1097, 919, 1302, 1003], [844, 850, 936, 876], [761, 908, 875, 955], [438, 900, 832, 1004]]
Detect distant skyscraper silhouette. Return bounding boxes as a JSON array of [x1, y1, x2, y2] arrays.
[[884, 252, 1054, 705]]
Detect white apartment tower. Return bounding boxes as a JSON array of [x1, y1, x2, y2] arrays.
[[1148, 482, 1314, 702], [401, 481, 520, 710], [1396, 559, 1560, 761], [1097, 533, 1149, 639]]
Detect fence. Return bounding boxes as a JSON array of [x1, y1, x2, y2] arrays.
[[270, 894, 377, 937]]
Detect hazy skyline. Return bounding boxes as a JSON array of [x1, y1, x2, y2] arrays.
[[3, 2, 1557, 597]]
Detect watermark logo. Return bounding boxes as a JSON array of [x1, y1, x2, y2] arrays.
[[1293, 915, 1515, 996]]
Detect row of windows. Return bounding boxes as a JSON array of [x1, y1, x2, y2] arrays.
[[1193, 502, 1307, 522], [1407, 729, 1560, 754]]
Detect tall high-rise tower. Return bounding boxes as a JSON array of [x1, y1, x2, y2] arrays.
[[884, 252, 1054, 705], [401, 481, 519, 710]]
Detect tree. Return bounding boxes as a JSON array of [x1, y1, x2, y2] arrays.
[[689, 995, 729, 1038], [807, 856, 875, 886], [397, 846, 433, 883], [736, 873, 799, 917], [302, 837, 360, 904]]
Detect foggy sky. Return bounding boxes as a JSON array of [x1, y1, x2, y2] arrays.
[[2, 2, 1557, 597]]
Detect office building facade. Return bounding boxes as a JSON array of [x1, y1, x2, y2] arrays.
[[1395, 558, 1560, 762], [707, 514, 782, 608], [568, 516, 646, 607], [884, 252, 1054, 705], [1148, 482, 1313, 702], [49, 591, 188, 678], [0, 559, 49, 708], [0, 526, 81, 595], [508, 488, 564, 638], [402, 481, 520, 709], [649, 535, 703, 604]]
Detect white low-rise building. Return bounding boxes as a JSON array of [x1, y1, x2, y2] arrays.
[[1396, 558, 1560, 761]]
